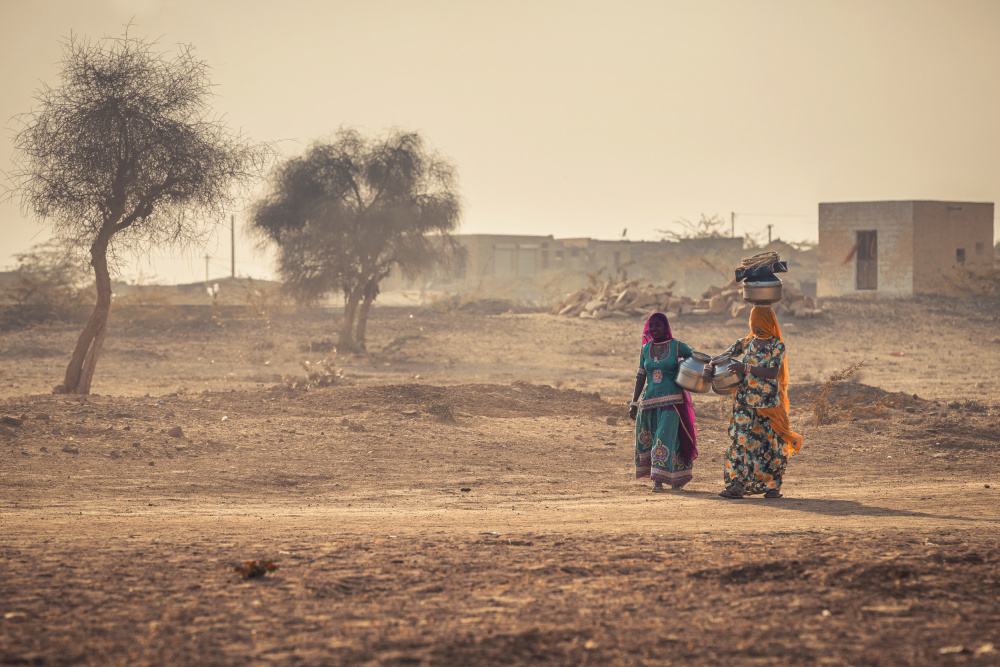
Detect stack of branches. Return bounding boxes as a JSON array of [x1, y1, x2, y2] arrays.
[[741, 251, 781, 268], [551, 279, 695, 319]]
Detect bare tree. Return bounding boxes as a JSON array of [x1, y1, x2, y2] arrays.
[[6, 29, 272, 393], [250, 128, 462, 351], [656, 213, 730, 240]]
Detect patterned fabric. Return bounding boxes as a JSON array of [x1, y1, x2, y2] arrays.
[[721, 335, 792, 493], [721, 337, 785, 409], [634, 339, 695, 486], [638, 393, 684, 410], [724, 404, 788, 493]]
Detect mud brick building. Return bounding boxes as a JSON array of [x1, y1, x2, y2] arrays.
[[817, 200, 995, 297]]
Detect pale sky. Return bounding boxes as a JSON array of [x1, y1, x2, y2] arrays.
[[2, 0, 999, 284]]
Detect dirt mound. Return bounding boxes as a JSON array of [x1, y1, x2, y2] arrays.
[[789, 380, 924, 410], [274, 380, 618, 419]]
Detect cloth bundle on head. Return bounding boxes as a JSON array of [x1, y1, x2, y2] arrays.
[[640, 312, 698, 463], [745, 306, 803, 454]]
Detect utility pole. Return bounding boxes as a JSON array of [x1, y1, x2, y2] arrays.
[[230, 214, 235, 278], [731, 211, 735, 238], [204, 254, 210, 283], [767, 224, 773, 244]]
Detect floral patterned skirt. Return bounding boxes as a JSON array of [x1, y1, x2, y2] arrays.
[[724, 404, 788, 494], [635, 405, 693, 487]]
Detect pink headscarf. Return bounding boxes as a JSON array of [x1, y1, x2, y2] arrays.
[[641, 311, 673, 345], [641, 312, 698, 463]]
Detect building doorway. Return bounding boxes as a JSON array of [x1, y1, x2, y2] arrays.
[[856, 230, 878, 290]]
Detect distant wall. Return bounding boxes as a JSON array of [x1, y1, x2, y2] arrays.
[[382, 234, 758, 301], [912, 201, 994, 294]]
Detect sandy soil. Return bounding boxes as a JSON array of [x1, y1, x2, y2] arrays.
[[1, 295, 998, 665]]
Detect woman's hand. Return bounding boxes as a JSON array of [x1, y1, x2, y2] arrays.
[[702, 364, 714, 380], [628, 405, 638, 421]]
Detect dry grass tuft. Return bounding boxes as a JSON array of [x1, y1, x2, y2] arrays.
[[284, 355, 351, 390], [233, 560, 277, 579]]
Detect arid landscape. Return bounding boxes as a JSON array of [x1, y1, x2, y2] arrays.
[[2, 295, 998, 665]]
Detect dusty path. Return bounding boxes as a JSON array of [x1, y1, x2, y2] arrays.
[[2, 297, 999, 665]]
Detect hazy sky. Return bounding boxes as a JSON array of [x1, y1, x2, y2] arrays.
[[2, 0, 999, 283]]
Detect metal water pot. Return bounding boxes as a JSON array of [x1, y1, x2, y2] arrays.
[[675, 351, 712, 393], [710, 353, 744, 395], [742, 278, 783, 305]]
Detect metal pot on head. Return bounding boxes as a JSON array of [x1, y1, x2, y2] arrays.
[[742, 278, 783, 305], [675, 351, 712, 393]]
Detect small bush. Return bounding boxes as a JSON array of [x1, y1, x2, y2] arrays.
[[1, 242, 90, 328], [233, 560, 277, 579], [284, 355, 351, 389], [808, 361, 866, 426]]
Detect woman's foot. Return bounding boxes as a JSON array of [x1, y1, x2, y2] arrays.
[[719, 484, 744, 499], [652, 482, 667, 493], [764, 489, 783, 499]]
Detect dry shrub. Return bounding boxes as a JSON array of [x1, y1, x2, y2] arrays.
[[284, 355, 351, 389], [233, 560, 277, 579], [0, 241, 90, 328], [805, 361, 893, 426]]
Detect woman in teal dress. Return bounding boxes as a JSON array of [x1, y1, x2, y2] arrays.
[[628, 312, 700, 492]]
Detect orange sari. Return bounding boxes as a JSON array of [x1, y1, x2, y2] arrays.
[[746, 307, 803, 454]]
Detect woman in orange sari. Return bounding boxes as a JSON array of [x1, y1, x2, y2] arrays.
[[715, 306, 802, 498]]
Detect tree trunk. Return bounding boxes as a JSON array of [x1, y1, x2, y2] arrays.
[[338, 287, 363, 352], [354, 280, 380, 351], [59, 235, 113, 394]]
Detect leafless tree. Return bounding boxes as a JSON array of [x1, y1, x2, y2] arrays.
[[656, 214, 730, 240], [250, 128, 462, 351], [6, 29, 272, 393]]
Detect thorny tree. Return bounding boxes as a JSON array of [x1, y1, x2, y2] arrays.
[[250, 128, 462, 351], [7, 30, 271, 393]]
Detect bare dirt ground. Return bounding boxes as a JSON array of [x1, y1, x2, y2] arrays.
[[1, 295, 999, 665]]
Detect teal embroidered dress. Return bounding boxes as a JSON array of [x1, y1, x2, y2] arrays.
[[634, 339, 695, 486], [721, 337, 788, 494]]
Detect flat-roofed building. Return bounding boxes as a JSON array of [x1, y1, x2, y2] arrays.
[[817, 200, 994, 297]]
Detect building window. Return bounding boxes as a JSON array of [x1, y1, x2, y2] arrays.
[[856, 230, 877, 290], [956, 248, 966, 264], [976, 242, 984, 255]]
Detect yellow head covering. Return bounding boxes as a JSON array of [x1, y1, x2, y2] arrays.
[[745, 306, 802, 453]]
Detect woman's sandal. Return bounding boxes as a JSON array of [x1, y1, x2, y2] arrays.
[[719, 486, 744, 499], [652, 484, 668, 493], [764, 490, 783, 499]]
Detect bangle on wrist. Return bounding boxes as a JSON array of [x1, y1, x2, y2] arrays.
[[628, 401, 639, 408]]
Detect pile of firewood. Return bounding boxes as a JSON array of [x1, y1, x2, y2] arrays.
[[551, 280, 690, 319], [551, 278, 821, 319]]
